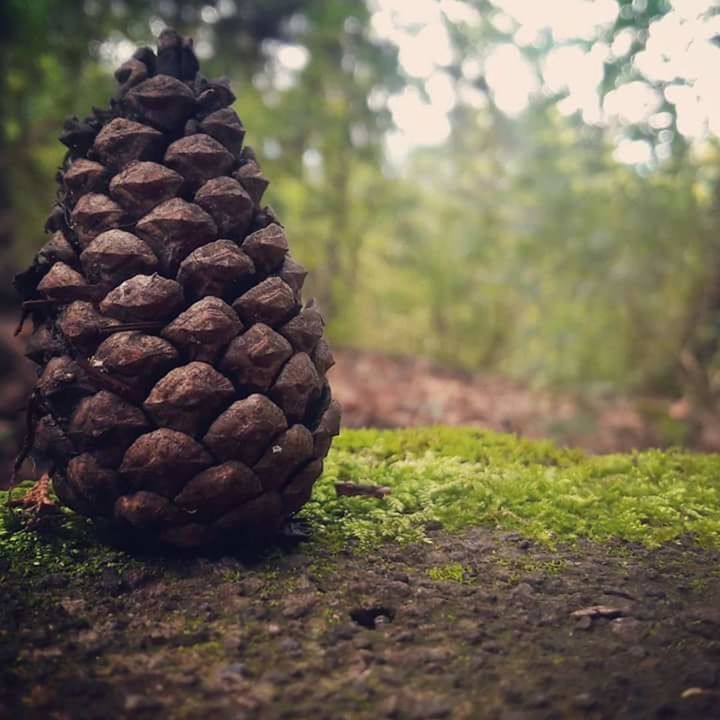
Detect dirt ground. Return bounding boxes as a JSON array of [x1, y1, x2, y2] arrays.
[[330, 349, 720, 454], [2, 526, 719, 719]]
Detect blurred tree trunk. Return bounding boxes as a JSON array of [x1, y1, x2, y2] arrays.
[[677, 176, 720, 411], [0, 3, 15, 304], [319, 148, 350, 322]]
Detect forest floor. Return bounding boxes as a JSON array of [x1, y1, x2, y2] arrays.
[[2, 428, 720, 719], [330, 349, 720, 454]]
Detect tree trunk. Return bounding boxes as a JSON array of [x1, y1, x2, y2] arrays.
[[0, 2, 15, 302], [318, 146, 350, 322], [677, 178, 720, 410]]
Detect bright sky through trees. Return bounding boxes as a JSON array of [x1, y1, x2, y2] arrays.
[[371, 0, 720, 164], [94, 0, 720, 165]]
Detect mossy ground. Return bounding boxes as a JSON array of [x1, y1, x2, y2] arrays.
[[2, 428, 720, 719], [310, 427, 720, 550], [3, 427, 720, 576], [1, 427, 720, 602]]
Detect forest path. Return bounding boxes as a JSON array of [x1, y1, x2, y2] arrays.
[[2, 525, 719, 720]]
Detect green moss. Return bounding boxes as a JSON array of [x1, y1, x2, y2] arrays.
[[491, 555, 569, 580], [303, 427, 720, 551], [0, 489, 136, 584], [176, 639, 225, 659], [2, 427, 720, 580], [332, 426, 583, 467], [427, 563, 470, 583]]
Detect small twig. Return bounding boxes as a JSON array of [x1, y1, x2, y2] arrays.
[[21, 285, 106, 307], [9, 390, 41, 496], [22, 299, 58, 309], [570, 605, 624, 620], [13, 305, 30, 336], [335, 482, 392, 499]]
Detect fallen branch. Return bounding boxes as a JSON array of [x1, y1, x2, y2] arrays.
[[334, 482, 391, 499]]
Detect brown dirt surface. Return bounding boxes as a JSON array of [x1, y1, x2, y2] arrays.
[[1, 528, 719, 719], [330, 349, 720, 453]]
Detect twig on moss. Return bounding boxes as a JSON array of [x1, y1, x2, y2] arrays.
[[334, 482, 392, 499]]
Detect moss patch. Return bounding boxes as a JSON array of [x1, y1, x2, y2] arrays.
[[304, 427, 720, 550], [426, 563, 470, 583], [0, 512, 131, 583], [0, 483, 143, 585], [2, 427, 720, 578]]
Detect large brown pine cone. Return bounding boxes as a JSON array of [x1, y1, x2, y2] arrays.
[[15, 30, 341, 549]]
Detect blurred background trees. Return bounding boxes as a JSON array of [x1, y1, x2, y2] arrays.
[[3, 0, 720, 416]]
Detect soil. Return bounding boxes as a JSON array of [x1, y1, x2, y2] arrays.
[[330, 349, 720, 454], [2, 527, 719, 719]]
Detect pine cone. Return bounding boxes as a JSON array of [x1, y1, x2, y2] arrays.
[[15, 31, 340, 549]]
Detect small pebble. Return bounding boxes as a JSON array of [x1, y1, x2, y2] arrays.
[[575, 615, 593, 631], [124, 694, 161, 712], [574, 693, 598, 710]]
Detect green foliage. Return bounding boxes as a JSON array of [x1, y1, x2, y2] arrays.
[[347, 105, 720, 390]]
